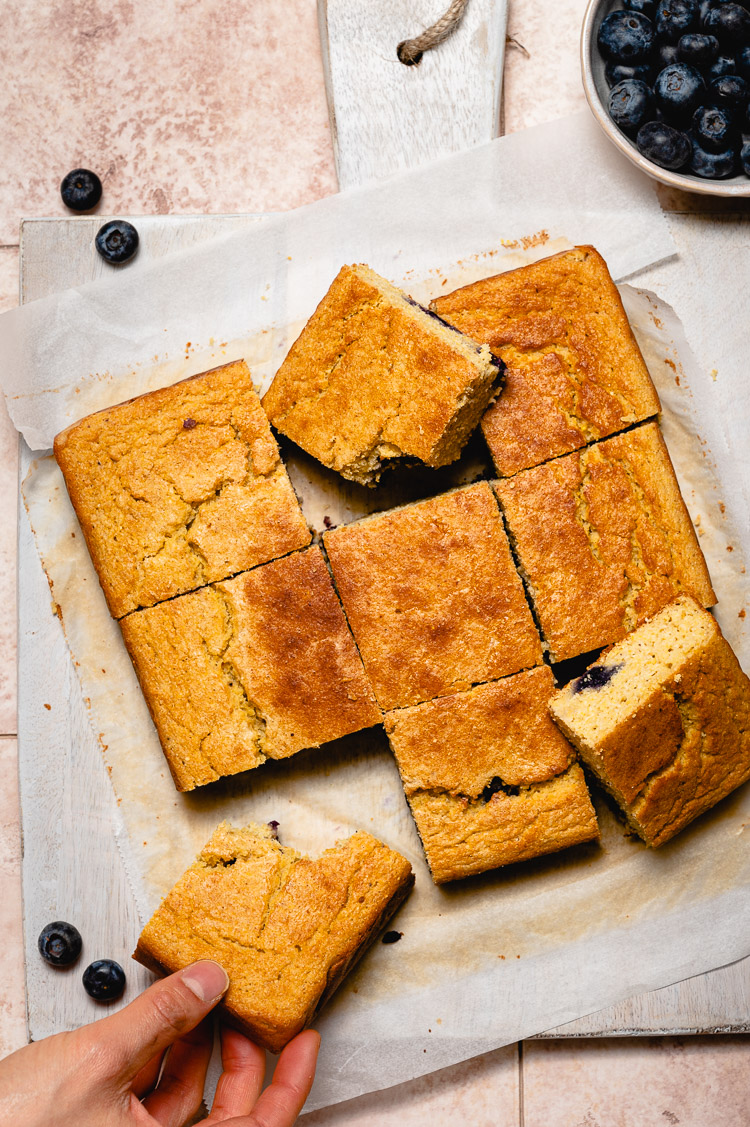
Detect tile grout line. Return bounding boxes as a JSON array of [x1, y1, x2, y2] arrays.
[[518, 1040, 525, 1127]]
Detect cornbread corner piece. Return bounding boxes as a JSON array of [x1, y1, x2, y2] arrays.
[[431, 245, 660, 477], [261, 263, 502, 486], [134, 821, 414, 1053], [120, 546, 381, 791], [385, 666, 598, 883], [323, 482, 543, 711], [550, 597, 750, 847], [54, 360, 311, 618], [494, 421, 715, 663]]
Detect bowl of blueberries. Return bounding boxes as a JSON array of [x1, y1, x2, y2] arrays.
[[581, 0, 750, 195]]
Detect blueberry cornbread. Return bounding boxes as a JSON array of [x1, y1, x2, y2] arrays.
[[385, 666, 598, 883], [261, 264, 502, 486], [494, 421, 715, 662], [54, 360, 311, 618], [323, 482, 543, 711], [134, 821, 414, 1052], [550, 597, 750, 847], [120, 546, 381, 791], [431, 246, 660, 477]]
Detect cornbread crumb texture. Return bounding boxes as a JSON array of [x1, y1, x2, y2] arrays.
[[134, 822, 414, 1053], [495, 421, 716, 663], [324, 482, 543, 711], [386, 667, 598, 883], [262, 263, 501, 486], [431, 246, 660, 477], [551, 597, 750, 848], [54, 360, 311, 618], [120, 546, 381, 791]]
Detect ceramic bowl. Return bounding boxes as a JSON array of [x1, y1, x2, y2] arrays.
[[580, 0, 750, 197]]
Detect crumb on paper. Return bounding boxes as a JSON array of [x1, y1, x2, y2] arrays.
[[710, 368, 718, 381], [739, 609, 746, 619], [43, 703, 51, 710]]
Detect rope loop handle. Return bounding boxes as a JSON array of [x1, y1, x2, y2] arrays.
[[397, 0, 470, 66]]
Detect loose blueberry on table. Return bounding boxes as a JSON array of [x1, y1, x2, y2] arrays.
[[60, 169, 102, 212], [82, 958, 126, 1001], [95, 220, 140, 264], [597, 0, 750, 181], [38, 921, 82, 966]]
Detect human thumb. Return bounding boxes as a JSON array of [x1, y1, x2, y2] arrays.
[[91, 961, 229, 1082]]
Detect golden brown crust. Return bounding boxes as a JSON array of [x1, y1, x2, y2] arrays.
[[54, 360, 311, 618], [133, 822, 414, 1053], [120, 546, 381, 791], [323, 483, 543, 710], [431, 246, 660, 476], [385, 666, 575, 794], [385, 666, 598, 882], [550, 597, 750, 847], [408, 765, 598, 883], [494, 421, 716, 662], [262, 264, 501, 485]]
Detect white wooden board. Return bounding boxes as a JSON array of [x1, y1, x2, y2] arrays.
[[318, 0, 507, 188], [18, 212, 750, 1045]]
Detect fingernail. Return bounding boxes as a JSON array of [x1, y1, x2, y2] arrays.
[[181, 960, 230, 1002]]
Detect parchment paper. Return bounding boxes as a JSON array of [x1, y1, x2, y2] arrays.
[[4, 111, 749, 1110]]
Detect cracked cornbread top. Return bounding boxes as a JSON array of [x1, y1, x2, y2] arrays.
[[494, 421, 715, 662], [119, 546, 381, 791], [261, 263, 502, 486], [134, 821, 414, 1052], [550, 597, 750, 847], [385, 666, 599, 882], [324, 482, 544, 711], [54, 360, 311, 618], [431, 246, 660, 477]]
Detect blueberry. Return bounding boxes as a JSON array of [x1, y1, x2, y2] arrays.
[[38, 921, 82, 966], [657, 41, 681, 66], [693, 102, 740, 148], [609, 79, 656, 134], [740, 138, 750, 174], [708, 53, 737, 77], [709, 73, 749, 108], [678, 31, 720, 64], [656, 0, 699, 41], [738, 44, 750, 78], [605, 60, 655, 85], [704, 2, 750, 43], [60, 169, 102, 213], [637, 119, 693, 166], [598, 10, 655, 63], [689, 136, 738, 174], [654, 62, 706, 118], [572, 664, 623, 693], [95, 220, 139, 265], [625, 0, 657, 15], [82, 959, 126, 1001]]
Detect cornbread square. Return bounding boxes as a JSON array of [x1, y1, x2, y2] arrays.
[[134, 821, 414, 1053], [324, 482, 543, 710], [120, 546, 381, 791], [54, 360, 311, 618], [431, 246, 660, 477], [262, 263, 502, 486], [550, 597, 750, 847], [385, 666, 598, 882], [494, 422, 715, 663]]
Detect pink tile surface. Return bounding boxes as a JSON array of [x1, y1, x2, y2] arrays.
[[2, 0, 337, 245], [523, 1038, 750, 1127], [301, 1045, 519, 1127]]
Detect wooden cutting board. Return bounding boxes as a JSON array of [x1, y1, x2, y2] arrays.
[[17, 0, 750, 1051]]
